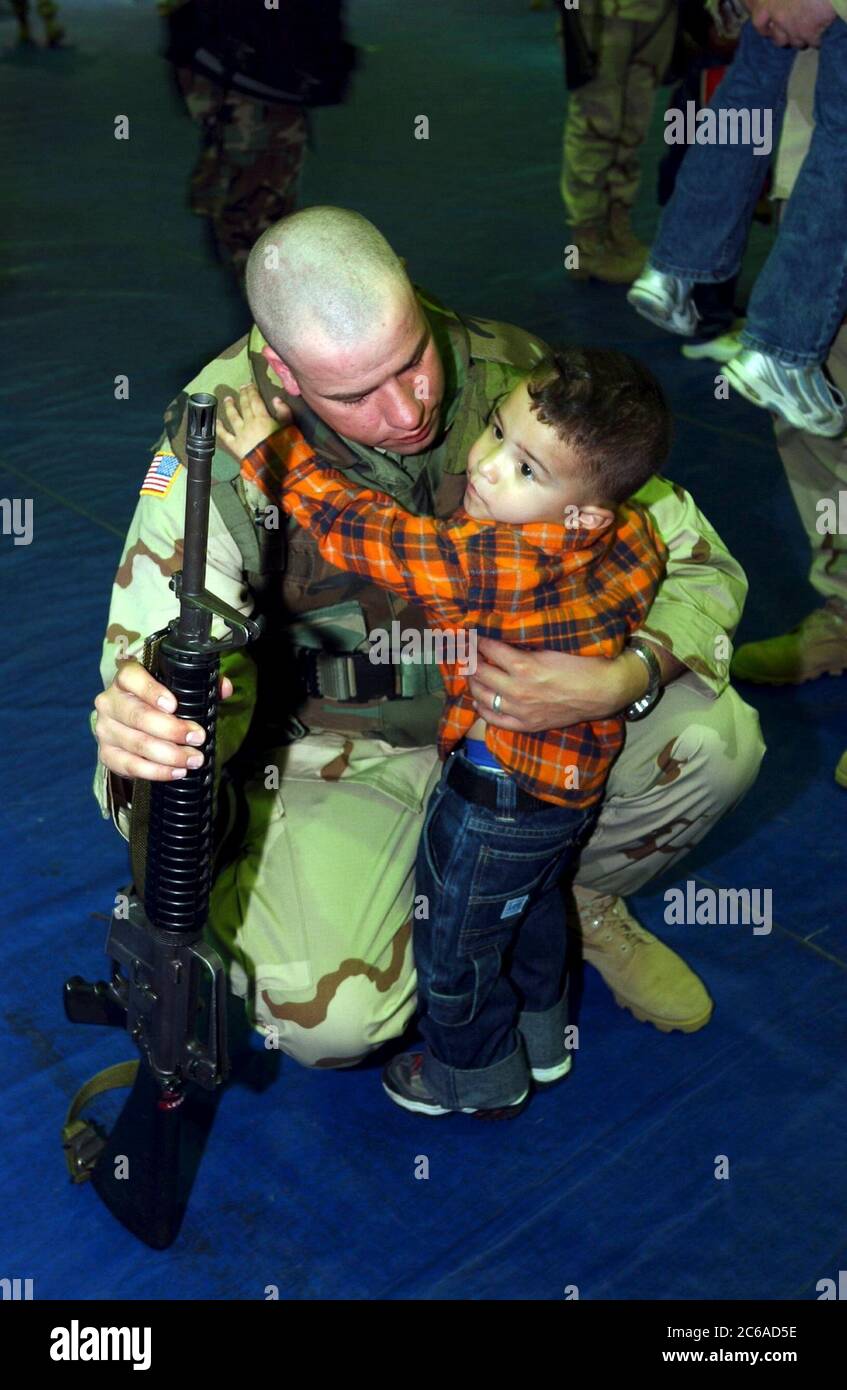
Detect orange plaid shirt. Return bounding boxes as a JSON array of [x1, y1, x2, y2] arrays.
[[243, 426, 667, 809]]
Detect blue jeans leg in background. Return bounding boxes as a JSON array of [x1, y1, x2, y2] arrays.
[[649, 21, 793, 284], [742, 20, 847, 365]]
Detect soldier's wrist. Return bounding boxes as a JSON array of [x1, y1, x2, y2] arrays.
[[616, 648, 651, 708]]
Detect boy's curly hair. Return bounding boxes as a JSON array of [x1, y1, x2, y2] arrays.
[[526, 346, 672, 503]]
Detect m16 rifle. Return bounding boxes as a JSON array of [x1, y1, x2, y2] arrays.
[[63, 392, 262, 1249]]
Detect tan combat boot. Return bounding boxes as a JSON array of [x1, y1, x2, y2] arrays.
[[570, 886, 714, 1033], [568, 222, 645, 286], [731, 598, 847, 685], [607, 202, 650, 278]]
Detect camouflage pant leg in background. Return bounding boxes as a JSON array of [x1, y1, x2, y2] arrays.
[[208, 681, 764, 1071], [574, 678, 765, 898], [561, 0, 677, 226], [175, 68, 308, 277], [772, 320, 847, 608]]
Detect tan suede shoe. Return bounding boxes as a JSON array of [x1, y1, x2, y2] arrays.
[[568, 222, 648, 286], [570, 888, 714, 1033], [607, 203, 650, 272], [731, 599, 847, 685]]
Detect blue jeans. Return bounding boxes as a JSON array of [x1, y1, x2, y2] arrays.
[[413, 750, 599, 1110], [650, 18, 847, 365]]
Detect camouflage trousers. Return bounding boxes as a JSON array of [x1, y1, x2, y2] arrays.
[[561, 0, 677, 227], [773, 320, 847, 606], [174, 68, 308, 279], [209, 678, 765, 1068]]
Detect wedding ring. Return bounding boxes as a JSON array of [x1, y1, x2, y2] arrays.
[[492, 693, 502, 714]]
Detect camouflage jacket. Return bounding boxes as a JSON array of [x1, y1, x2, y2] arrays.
[[93, 289, 748, 838]]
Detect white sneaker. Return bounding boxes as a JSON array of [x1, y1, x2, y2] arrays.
[[722, 349, 847, 437], [531, 1056, 573, 1088], [627, 267, 700, 337]]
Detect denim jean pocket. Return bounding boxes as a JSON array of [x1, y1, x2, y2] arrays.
[[420, 780, 463, 892], [427, 945, 500, 1028], [458, 833, 581, 949]]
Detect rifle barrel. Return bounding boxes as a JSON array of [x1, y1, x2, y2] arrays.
[[179, 392, 217, 643]]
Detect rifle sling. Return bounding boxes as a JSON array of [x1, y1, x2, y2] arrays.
[[61, 1061, 140, 1183]]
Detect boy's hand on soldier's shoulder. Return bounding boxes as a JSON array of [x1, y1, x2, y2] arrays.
[[216, 383, 294, 460]]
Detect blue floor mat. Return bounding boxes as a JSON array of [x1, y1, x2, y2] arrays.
[[0, 0, 844, 1300]]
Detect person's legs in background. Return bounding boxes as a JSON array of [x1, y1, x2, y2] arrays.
[[657, 37, 745, 360], [173, 68, 308, 285], [736, 20, 847, 367], [644, 20, 793, 286], [606, 2, 678, 272], [10, 0, 64, 46], [561, 0, 676, 285], [719, 21, 847, 430], [731, 321, 847, 784]]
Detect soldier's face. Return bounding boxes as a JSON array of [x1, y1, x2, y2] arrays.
[[267, 296, 445, 454]]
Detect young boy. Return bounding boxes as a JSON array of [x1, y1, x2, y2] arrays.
[[217, 347, 669, 1119]]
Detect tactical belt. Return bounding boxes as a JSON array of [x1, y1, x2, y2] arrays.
[[296, 648, 406, 704]]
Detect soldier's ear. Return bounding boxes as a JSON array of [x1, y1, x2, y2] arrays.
[[261, 344, 301, 397]]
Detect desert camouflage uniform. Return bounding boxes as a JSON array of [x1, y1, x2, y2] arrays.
[[772, 325, 847, 609], [173, 67, 308, 280], [561, 0, 677, 226], [92, 290, 764, 1069], [771, 49, 847, 611]]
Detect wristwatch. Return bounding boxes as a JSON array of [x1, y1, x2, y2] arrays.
[[624, 639, 663, 722]]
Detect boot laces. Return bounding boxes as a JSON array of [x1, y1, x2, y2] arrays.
[[575, 894, 647, 953], [797, 601, 847, 637]]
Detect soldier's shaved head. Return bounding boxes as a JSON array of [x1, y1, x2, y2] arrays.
[[244, 206, 445, 454], [245, 207, 414, 369]]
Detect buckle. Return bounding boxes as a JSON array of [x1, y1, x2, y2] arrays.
[[298, 650, 403, 704], [62, 1118, 106, 1184], [314, 652, 358, 702]]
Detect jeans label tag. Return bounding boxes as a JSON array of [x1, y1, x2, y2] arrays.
[[501, 895, 529, 920]]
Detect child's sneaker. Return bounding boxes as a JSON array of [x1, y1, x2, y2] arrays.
[[627, 268, 700, 336], [530, 1055, 573, 1090], [722, 349, 847, 437], [381, 1052, 529, 1119]]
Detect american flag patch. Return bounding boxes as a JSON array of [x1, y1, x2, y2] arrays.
[[140, 453, 182, 498]]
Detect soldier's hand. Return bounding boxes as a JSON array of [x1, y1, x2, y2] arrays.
[[93, 658, 233, 781], [467, 638, 647, 731], [216, 384, 293, 460]]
